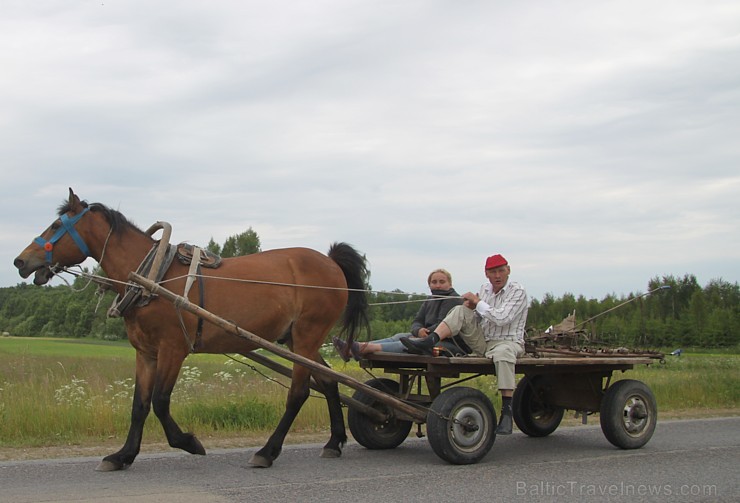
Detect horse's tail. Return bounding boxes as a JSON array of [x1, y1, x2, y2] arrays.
[[328, 242, 370, 347]]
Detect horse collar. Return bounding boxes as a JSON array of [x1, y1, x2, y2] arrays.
[[34, 208, 91, 264]]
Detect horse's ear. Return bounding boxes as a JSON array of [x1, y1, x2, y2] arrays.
[[68, 188, 83, 212]]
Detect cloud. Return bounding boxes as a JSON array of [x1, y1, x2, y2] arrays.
[[2, 0, 739, 304]]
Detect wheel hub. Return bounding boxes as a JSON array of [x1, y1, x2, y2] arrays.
[[450, 405, 486, 448], [623, 396, 649, 435]]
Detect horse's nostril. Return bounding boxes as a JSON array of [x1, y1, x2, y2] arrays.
[[13, 257, 24, 269]]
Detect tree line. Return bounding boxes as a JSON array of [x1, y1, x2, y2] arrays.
[[2, 230, 738, 348], [527, 274, 739, 348], [1, 272, 737, 349]]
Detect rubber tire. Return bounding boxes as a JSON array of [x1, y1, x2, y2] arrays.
[[600, 379, 657, 449], [426, 387, 496, 465], [347, 378, 413, 450], [512, 375, 565, 437]]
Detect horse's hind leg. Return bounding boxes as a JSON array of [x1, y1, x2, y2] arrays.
[[312, 355, 347, 458], [249, 363, 312, 468], [97, 352, 156, 471]]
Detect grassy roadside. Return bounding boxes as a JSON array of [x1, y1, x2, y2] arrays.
[[0, 337, 737, 461]]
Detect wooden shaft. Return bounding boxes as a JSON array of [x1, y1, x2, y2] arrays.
[[242, 351, 388, 422], [128, 272, 427, 423]]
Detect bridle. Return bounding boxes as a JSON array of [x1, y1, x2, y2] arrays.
[[33, 208, 91, 265]]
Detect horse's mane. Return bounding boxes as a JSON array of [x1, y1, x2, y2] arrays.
[[57, 199, 148, 237]]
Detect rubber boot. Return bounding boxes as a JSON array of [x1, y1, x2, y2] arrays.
[[496, 409, 513, 435]]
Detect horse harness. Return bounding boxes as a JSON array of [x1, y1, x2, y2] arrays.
[[108, 225, 222, 353]]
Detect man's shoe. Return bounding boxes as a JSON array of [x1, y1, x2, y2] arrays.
[[400, 336, 435, 355], [332, 337, 351, 362], [495, 412, 513, 435]]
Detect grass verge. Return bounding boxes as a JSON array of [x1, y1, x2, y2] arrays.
[[0, 337, 737, 461]]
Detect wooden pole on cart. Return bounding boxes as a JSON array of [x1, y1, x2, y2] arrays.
[[128, 272, 427, 423], [242, 350, 388, 422]]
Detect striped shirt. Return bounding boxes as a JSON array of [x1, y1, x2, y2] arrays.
[[474, 281, 528, 343]]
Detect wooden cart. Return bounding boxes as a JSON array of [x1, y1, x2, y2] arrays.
[[348, 351, 661, 464], [129, 273, 662, 466]]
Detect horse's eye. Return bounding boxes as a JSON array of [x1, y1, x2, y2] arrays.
[[50, 220, 62, 231]]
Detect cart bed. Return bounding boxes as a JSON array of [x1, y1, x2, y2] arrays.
[[360, 352, 657, 376]]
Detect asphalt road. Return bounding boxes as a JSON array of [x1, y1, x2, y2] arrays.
[[1, 417, 737, 503]]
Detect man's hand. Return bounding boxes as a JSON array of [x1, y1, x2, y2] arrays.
[[462, 292, 480, 310], [417, 328, 430, 338]]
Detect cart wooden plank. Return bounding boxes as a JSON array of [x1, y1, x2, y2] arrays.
[[360, 352, 659, 376]]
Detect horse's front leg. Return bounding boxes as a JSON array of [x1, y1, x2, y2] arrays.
[[96, 353, 156, 471], [151, 354, 205, 456]]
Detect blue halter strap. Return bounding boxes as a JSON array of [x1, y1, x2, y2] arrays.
[[33, 208, 91, 264]]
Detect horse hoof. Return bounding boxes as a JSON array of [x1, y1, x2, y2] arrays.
[[248, 453, 273, 468], [320, 447, 342, 458], [191, 437, 206, 456], [95, 460, 127, 472]]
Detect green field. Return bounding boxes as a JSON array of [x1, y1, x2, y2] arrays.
[[0, 337, 737, 453]]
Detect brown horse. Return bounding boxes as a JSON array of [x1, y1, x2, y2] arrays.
[[14, 188, 369, 470]]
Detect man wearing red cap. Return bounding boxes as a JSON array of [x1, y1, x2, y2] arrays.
[[402, 253, 528, 434]]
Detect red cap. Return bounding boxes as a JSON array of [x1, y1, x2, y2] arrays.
[[484, 254, 508, 270]]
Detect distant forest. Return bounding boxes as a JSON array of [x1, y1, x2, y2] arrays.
[[5, 228, 738, 348], [1, 271, 737, 349]]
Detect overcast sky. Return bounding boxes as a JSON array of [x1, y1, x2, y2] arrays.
[[2, 0, 739, 304]]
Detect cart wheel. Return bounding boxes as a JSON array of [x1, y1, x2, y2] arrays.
[[348, 378, 413, 450], [600, 379, 657, 449], [512, 375, 564, 437], [426, 387, 496, 465]]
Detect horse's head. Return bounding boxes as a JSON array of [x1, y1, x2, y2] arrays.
[[14, 188, 94, 285]]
